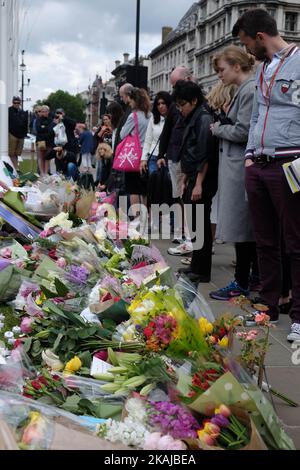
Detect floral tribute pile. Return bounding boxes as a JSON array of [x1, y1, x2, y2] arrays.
[[0, 192, 296, 451]]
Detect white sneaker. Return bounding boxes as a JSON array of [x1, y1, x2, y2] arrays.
[[245, 311, 279, 327], [167, 242, 193, 256], [287, 323, 300, 342]]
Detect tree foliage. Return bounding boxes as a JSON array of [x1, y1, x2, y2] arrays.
[[36, 90, 86, 123]]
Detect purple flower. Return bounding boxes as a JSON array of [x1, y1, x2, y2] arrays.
[[65, 265, 89, 285], [211, 414, 230, 428], [148, 401, 199, 440]]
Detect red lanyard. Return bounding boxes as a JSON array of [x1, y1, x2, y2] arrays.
[[259, 44, 297, 106]]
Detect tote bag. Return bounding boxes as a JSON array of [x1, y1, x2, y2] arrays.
[[53, 122, 68, 147], [113, 112, 142, 173]]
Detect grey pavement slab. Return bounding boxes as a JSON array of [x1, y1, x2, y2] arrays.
[[154, 239, 300, 448]]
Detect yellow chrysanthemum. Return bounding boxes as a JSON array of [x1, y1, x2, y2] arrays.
[[199, 317, 214, 336]]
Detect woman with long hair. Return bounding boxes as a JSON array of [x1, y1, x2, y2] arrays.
[[140, 91, 172, 175], [120, 88, 151, 208], [209, 46, 258, 302]]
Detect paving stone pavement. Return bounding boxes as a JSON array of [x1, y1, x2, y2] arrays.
[[155, 239, 300, 449]]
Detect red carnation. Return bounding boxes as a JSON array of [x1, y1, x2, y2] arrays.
[[31, 380, 42, 391], [48, 249, 58, 260], [219, 327, 227, 337], [38, 376, 48, 386], [144, 326, 154, 339]]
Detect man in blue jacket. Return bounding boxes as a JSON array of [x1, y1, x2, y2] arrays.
[[233, 9, 300, 342]]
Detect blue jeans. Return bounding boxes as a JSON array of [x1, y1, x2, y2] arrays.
[[148, 155, 158, 175], [66, 163, 79, 181]]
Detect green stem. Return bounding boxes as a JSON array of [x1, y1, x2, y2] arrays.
[[270, 389, 299, 407]]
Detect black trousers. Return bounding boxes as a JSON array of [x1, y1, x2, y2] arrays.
[[184, 180, 213, 279]]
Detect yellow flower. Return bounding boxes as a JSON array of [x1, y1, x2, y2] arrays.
[[199, 317, 214, 336], [64, 356, 82, 375], [218, 336, 229, 348], [35, 293, 46, 306]]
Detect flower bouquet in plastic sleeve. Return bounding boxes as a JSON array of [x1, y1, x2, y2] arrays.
[[175, 276, 215, 323], [194, 404, 267, 451], [127, 286, 209, 358], [126, 245, 174, 289], [88, 191, 117, 224], [0, 261, 31, 303], [0, 391, 130, 450], [88, 276, 130, 324], [176, 358, 295, 450]]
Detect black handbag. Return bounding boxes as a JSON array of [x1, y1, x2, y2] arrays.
[[148, 166, 173, 206]]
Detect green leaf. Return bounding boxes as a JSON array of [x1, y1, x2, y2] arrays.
[[77, 329, 91, 339], [43, 300, 69, 320], [78, 351, 92, 368], [23, 337, 33, 354], [54, 278, 69, 297], [68, 329, 79, 340], [32, 340, 41, 353], [53, 333, 64, 351], [61, 395, 81, 414], [40, 285, 57, 299], [66, 339, 76, 351]]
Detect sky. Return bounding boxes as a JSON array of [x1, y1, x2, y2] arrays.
[[19, 0, 194, 108]]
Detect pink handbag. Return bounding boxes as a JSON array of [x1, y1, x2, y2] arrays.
[[113, 112, 142, 173]]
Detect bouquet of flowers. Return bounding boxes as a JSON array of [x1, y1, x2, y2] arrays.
[[128, 286, 209, 358]]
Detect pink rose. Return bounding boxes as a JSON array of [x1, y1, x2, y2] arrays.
[[0, 247, 12, 259], [157, 435, 187, 451], [56, 258, 67, 269], [143, 432, 162, 450], [20, 317, 34, 334], [255, 313, 270, 325], [94, 351, 108, 362], [39, 228, 54, 239], [15, 260, 25, 269]]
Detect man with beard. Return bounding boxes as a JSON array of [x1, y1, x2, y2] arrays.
[[232, 9, 300, 342]]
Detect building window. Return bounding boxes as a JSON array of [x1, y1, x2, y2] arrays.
[[267, 8, 276, 19], [285, 12, 298, 31], [200, 1, 207, 19], [209, 56, 214, 74], [211, 25, 215, 42], [239, 8, 249, 17], [217, 21, 221, 39], [200, 27, 206, 46], [197, 58, 205, 77]]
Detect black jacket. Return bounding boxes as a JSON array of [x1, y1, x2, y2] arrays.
[[159, 103, 185, 163], [9, 107, 28, 139], [180, 105, 218, 196], [36, 116, 54, 146], [62, 116, 78, 153], [45, 149, 77, 175]]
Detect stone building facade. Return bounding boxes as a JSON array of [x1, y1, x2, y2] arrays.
[[149, 0, 300, 94]]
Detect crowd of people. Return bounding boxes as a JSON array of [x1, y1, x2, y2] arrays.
[[6, 9, 300, 342]]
